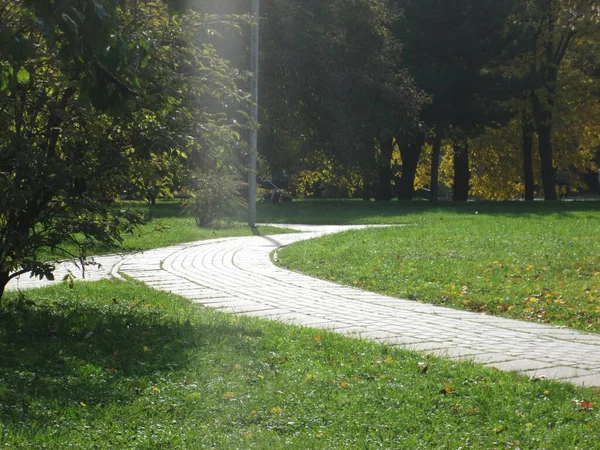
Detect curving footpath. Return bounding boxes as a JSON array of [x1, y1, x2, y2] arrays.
[[7, 224, 600, 387]]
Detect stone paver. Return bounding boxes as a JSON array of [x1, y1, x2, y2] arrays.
[[7, 224, 600, 387]]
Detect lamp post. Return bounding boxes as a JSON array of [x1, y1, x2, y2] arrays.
[[248, 0, 259, 227]]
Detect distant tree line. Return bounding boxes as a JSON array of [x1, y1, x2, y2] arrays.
[[256, 0, 600, 202]]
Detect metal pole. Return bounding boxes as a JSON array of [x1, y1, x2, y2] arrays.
[[248, 0, 259, 227]]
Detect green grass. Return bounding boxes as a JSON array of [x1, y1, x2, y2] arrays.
[[257, 197, 600, 224], [274, 200, 600, 332], [43, 201, 291, 260], [2, 282, 600, 449], [118, 201, 290, 252]]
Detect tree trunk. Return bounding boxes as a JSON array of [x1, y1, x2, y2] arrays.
[[452, 141, 470, 201], [537, 123, 557, 201], [397, 131, 425, 201], [375, 138, 394, 201], [429, 127, 443, 203], [521, 114, 535, 201], [531, 64, 559, 201], [0, 271, 9, 302], [362, 173, 372, 201]]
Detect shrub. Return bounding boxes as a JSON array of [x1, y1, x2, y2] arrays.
[[182, 173, 246, 227]]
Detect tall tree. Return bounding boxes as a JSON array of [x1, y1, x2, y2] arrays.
[[516, 0, 599, 200], [397, 0, 517, 201], [260, 0, 422, 199]]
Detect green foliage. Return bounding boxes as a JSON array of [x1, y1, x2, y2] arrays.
[[1, 281, 599, 448], [182, 173, 246, 227], [255, 0, 599, 201], [119, 7, 249, 202], [260, 0, 423, 197], [294, 151, 362, 198], [0, 1, 248, 298], [0, 1, 148, 297], [30, 201, 293, 260]]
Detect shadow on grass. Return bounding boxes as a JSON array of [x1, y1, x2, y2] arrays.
[[0, 291, 252, 428], [113, 198, 600, 226], [117, 201, 181, 220], [256, 199, 600, 224]]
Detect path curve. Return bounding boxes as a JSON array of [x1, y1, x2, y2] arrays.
[[7, 225, 600, 387]]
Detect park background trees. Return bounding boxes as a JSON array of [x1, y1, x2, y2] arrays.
[[259, 0, 423, 200], [255, 0, 599, 202]]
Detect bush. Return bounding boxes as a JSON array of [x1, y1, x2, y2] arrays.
[[182, 173, 246, 227]]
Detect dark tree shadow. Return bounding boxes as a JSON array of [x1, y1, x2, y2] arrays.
[[257, 199, 600, 224], [0, 292, 257, 428]]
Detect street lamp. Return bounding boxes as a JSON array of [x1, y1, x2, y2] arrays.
[[248, 0, 259, 227]]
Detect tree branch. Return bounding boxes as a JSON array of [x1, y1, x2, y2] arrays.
[[94, 60, 140, 96], [554, 30, 576, 66], [7, 268, 32, 282]]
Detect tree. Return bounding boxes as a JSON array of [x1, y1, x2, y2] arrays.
[[259, 0, 422, 200], [515, 0, 600, 200], [463, 11, 600, 201], [397, 0, 517, 201], [395, 128, 427, 200], [0, 1, 139, 299], [0, 1, 247, 299], [117, 7, 248, 203]]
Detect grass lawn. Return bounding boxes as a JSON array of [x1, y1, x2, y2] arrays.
[[117, 201, 291, 252], [1, 282, 600, 449], [42, 201, 291, 260], [273, 200, 600, 333]]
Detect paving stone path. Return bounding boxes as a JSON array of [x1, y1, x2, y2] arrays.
[[7, 224, 600, 387]]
